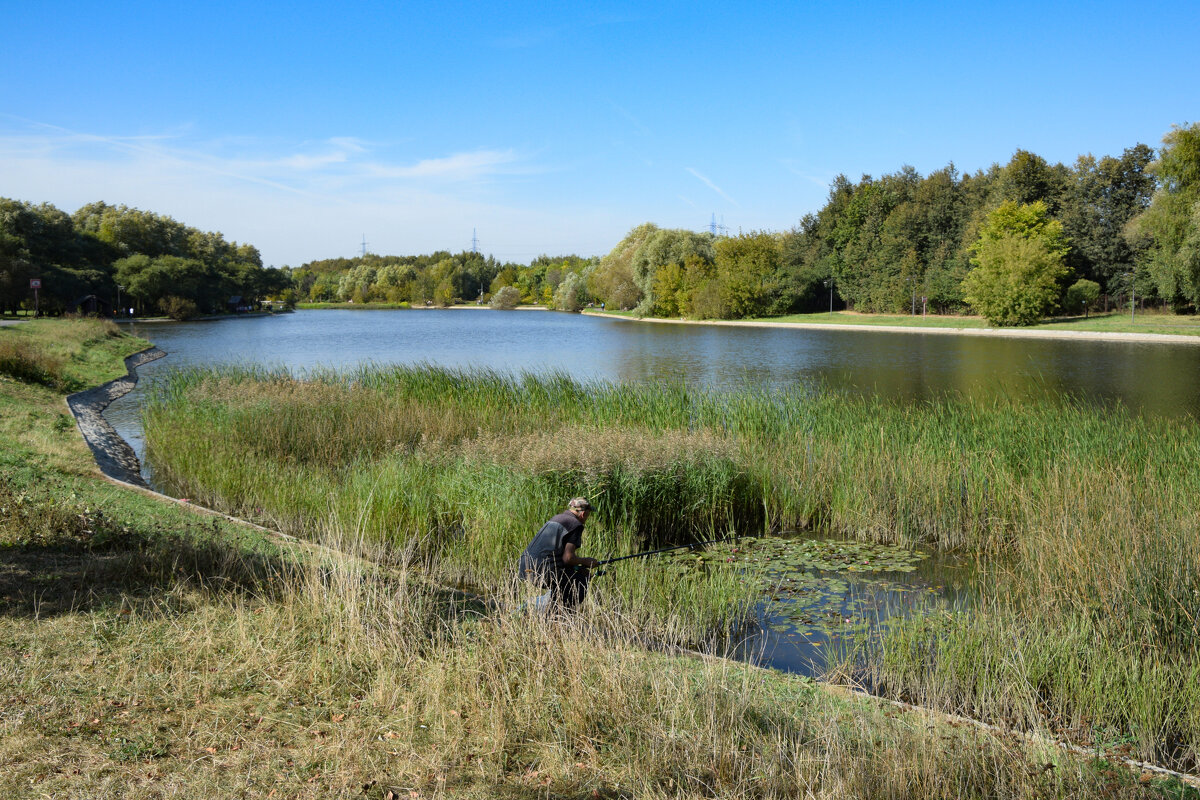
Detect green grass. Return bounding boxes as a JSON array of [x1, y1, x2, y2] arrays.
[[5, 320, 1178, 798], [297, 301, 413, 309], [0, 318, 137, 392], [143, 362, 1200, 772], [585, 307, 1200, 337]]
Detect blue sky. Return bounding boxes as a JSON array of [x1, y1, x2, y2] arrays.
[[2, 1, 1197, 267]]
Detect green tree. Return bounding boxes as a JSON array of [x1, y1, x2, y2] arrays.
[[993, 150, 1068, 215], [1061, 145, 1155, 288], [489, 285, 521, 309], [589, 223, 654, 310], [551, 271, 587, 311], [714, 232, 784, 318], [1127, 123, 1200, 308], [1064, 278, 1101, 315], [962, 201, 1069, 326], [624, 227, 714, 315]]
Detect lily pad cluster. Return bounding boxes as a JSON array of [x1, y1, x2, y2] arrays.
[[665, 535, 948, 660]]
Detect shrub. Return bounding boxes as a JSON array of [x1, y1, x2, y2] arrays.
[[1064, 279, 1101, 315], [159, 296, 200, 320], [489, 286, 521, 310]]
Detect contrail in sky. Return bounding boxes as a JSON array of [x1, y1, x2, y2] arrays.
[[686, 167, 738, 207]]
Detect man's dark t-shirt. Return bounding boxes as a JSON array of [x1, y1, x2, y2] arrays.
[[518, 511, 584, 578]]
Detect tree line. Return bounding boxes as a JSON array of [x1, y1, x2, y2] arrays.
[[283, 122, 1199, 326], [0, 201, 289, 318], [4, 122, 1196, 326], [586, 123, 1198, 324]]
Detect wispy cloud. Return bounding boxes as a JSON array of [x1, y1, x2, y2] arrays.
[[366, 149, 521, 180], [0, 116, 529, 194], [0, 116, 553, 265], [686, 167, 738, 207], [607, 100, 651, 137], [781, 159, 832, 188]]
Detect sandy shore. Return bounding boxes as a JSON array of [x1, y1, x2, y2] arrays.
[[585, 312, 1200, 345]]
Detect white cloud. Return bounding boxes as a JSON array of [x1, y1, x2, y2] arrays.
[[0, 118, 619, 266], [365, 149, 521, 180]]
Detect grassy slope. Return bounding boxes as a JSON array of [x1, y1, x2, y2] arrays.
[[0, 320, 1186, 799]]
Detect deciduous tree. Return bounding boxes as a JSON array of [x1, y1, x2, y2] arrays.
[[962, 201, 1069, 326], [1127, 123, 1200, 308]]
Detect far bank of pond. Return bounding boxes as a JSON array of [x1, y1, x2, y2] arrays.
[[585, 309, 1200, 344]]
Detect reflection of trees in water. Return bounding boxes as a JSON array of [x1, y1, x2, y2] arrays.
[[607, 324, 1200, 419]]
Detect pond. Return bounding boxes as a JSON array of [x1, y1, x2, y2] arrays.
[[103, 309, 1196, 676]]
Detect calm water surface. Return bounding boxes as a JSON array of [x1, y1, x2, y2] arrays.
[[108, 308, 1200, 496], [104, 309, 1198, 676]]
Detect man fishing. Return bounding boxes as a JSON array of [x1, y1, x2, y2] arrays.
[[517, 497, 599, 609]]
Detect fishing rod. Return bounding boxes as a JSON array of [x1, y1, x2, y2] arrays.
[[593, 533, 749, 569]]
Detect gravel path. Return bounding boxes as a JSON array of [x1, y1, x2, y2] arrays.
[[65, 347, 166, 487]]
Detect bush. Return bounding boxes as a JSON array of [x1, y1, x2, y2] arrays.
[[1064, 279, 1101, 315], [159, 296, 200, 320], [489, 286, 521, 310]]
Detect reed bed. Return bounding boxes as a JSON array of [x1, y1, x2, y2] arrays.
[[142, 363, 1200, 768]]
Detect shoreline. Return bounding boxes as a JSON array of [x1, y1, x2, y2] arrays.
[[583, 311, 1200, 345]]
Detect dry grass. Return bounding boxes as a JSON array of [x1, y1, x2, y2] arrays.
[[2, 522, 1169, 799]]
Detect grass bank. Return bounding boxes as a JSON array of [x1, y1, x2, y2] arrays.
[[4, 320, 1173, 797], [586, 308, 1200, 338], [298, 301, 413, 310], [144, 362, 1200, 773]]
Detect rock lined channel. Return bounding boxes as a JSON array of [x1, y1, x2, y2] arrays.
[[65, 347, 166, 487]]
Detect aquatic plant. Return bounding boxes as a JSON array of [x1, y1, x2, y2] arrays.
[[142, 362, 1200, 767]]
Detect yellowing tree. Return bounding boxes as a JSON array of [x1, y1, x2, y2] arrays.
[[962, 201, 1068, 326]]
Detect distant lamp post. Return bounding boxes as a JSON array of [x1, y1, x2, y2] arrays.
[[824, 278, 834, 314], [1124, 272, 1135, 323]]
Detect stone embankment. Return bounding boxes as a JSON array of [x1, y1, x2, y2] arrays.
[[65, 347, 166, 487]]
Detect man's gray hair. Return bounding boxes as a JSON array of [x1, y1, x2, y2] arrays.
[[568, 497, 593, 512]]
